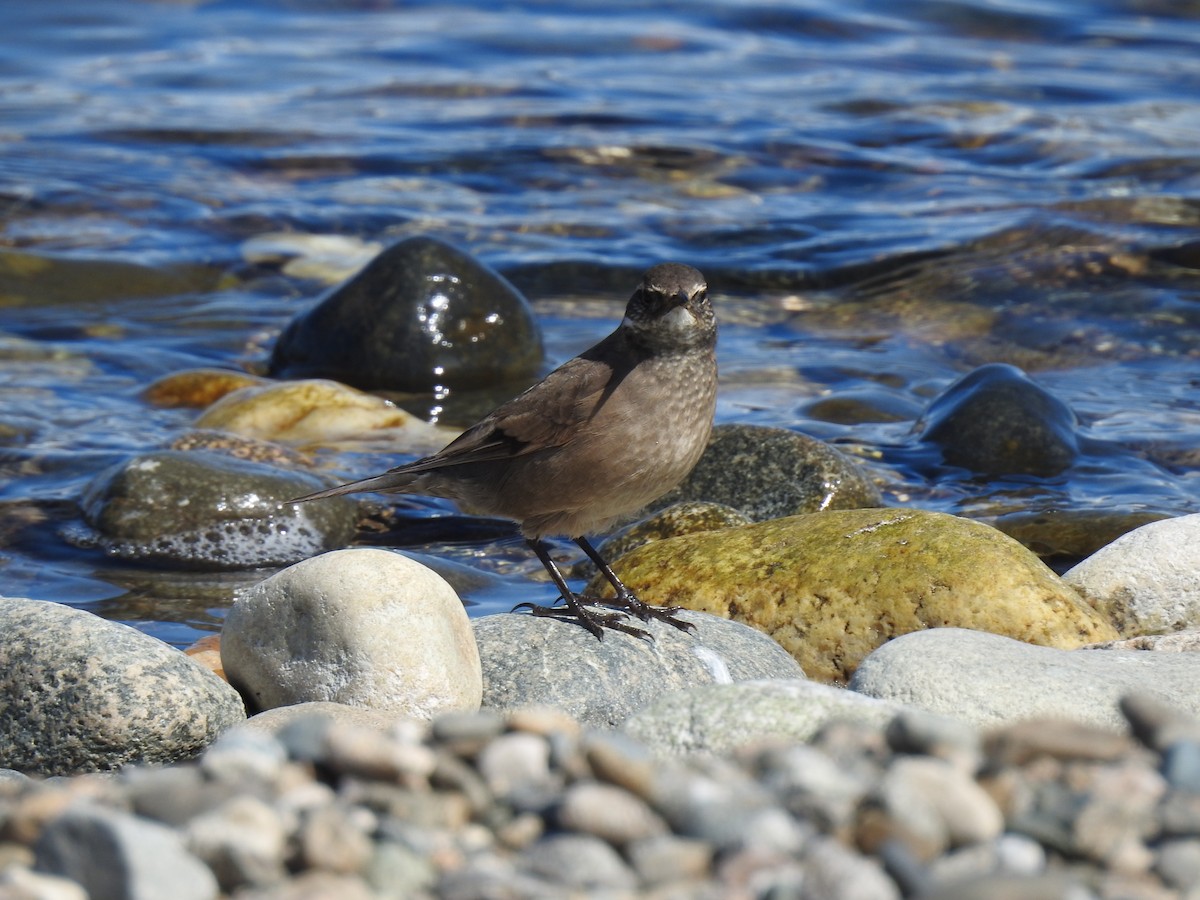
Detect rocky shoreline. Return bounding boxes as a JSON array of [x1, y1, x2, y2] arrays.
[[5, 241, 1200, 897], [4, 690, 1200, 898]]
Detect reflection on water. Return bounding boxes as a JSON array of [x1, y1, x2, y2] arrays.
[[1, 0, 1199, 644]]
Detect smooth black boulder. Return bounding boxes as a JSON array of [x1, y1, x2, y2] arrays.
[[269, 236, 543, 393]]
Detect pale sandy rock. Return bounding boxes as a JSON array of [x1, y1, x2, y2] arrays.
[[221, 549, 482, 719]]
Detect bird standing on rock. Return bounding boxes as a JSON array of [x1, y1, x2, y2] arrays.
[[294, 262, 718, 639]]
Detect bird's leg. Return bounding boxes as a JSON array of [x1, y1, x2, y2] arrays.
[[512, 539, 650, 640], [574, 537, 696, 634]]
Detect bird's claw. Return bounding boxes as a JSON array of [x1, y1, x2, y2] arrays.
[[511, 597, 652, 641], [606, 588, 696, 634]]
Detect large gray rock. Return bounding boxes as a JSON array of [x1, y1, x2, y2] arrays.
[[1064, 513, 1200, 635], [268, 235, 543, 393], [474, 609, 805, 728], [624, 679, 909, 756], [0, 597, 245, 776], [849, 627, 1200, 731], [222, 549, 482, 718], [77, 450, 357, 569], [34, 804, 218, 900]]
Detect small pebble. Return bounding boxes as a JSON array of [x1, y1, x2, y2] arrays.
[[555, 780, 668, 845]]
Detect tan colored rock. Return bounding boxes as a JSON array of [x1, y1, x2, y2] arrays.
[[194, 378, 451, 447], [184, 634, 225, 681], [142, 368, 267, 408], [595, 508, 1118, 684]]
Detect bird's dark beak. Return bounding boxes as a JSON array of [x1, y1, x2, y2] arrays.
[[671, 290, 691, 308]]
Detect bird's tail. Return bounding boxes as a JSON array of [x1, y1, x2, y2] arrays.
[[290, 469, 420, 503]]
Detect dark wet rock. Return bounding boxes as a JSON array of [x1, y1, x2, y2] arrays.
[[222, 549, 481, 718], [268, 235, 543, 393], [652, 423, 883, 520], [599, 508, 1117, 684], [624, 679, 907, 756], [473, 609, 804, 728], [850, 627, 1200, 731], [804, 388, 924, 425], [572, 500, 751, 579], [918, 363, 1080, 477], [0, 596, 245, 776], [1150, 238, 1200, 270], [34, 805, 219, 900], [990, 508, 1170, 565], [76, 449, 356, 569]]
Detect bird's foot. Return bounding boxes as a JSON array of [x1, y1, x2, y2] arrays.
[[606, 587, 696, 634], [511, 595, 651, 641]]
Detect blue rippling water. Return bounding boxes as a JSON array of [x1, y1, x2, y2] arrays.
[[1, 0, 1199, 643]]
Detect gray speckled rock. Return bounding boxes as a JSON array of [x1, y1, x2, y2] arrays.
[[268, 235, 543, 393], [473, 609, 804, 729], [652, 423, 882, 520], [76, 450, 357, 570], [623, 679, 908, 756], [34, 804, 218, 900], [850, 627, 1200, 731], [0, 597, 245, 776], [222, 549, 482, 718], [1064, 513, 1200, 636]]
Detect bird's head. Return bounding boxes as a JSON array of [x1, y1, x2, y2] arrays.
[[621, 262, 716, 354]]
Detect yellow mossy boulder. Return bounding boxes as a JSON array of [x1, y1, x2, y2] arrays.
[[595, 507, 1118, 684]]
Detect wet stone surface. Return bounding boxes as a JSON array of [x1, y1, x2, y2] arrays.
[[268, 236, 544, 395], [73, 450, 357, 570]]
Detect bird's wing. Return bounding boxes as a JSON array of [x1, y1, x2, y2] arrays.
[[391, 347, 626, 475]]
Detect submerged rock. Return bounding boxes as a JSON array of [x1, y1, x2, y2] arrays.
[[990, 508, 1170, 564], [918, 363, 1079, 477], [0, 247, 219, 307], [268, 235, 543, 394], [0, 597, 245, 775], [473, 609, 804, 729], [222, 549, 482, 718], [596, 507, 1118, 684], [77, 449, 356, 569], [653, 423, 882, 520]]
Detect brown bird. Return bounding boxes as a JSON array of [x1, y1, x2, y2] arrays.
[[294, 262, 717, 639]]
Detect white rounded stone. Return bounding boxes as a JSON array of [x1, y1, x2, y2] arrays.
[[221, 548, 482, 718], [1064, 513, 1200, 635]]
